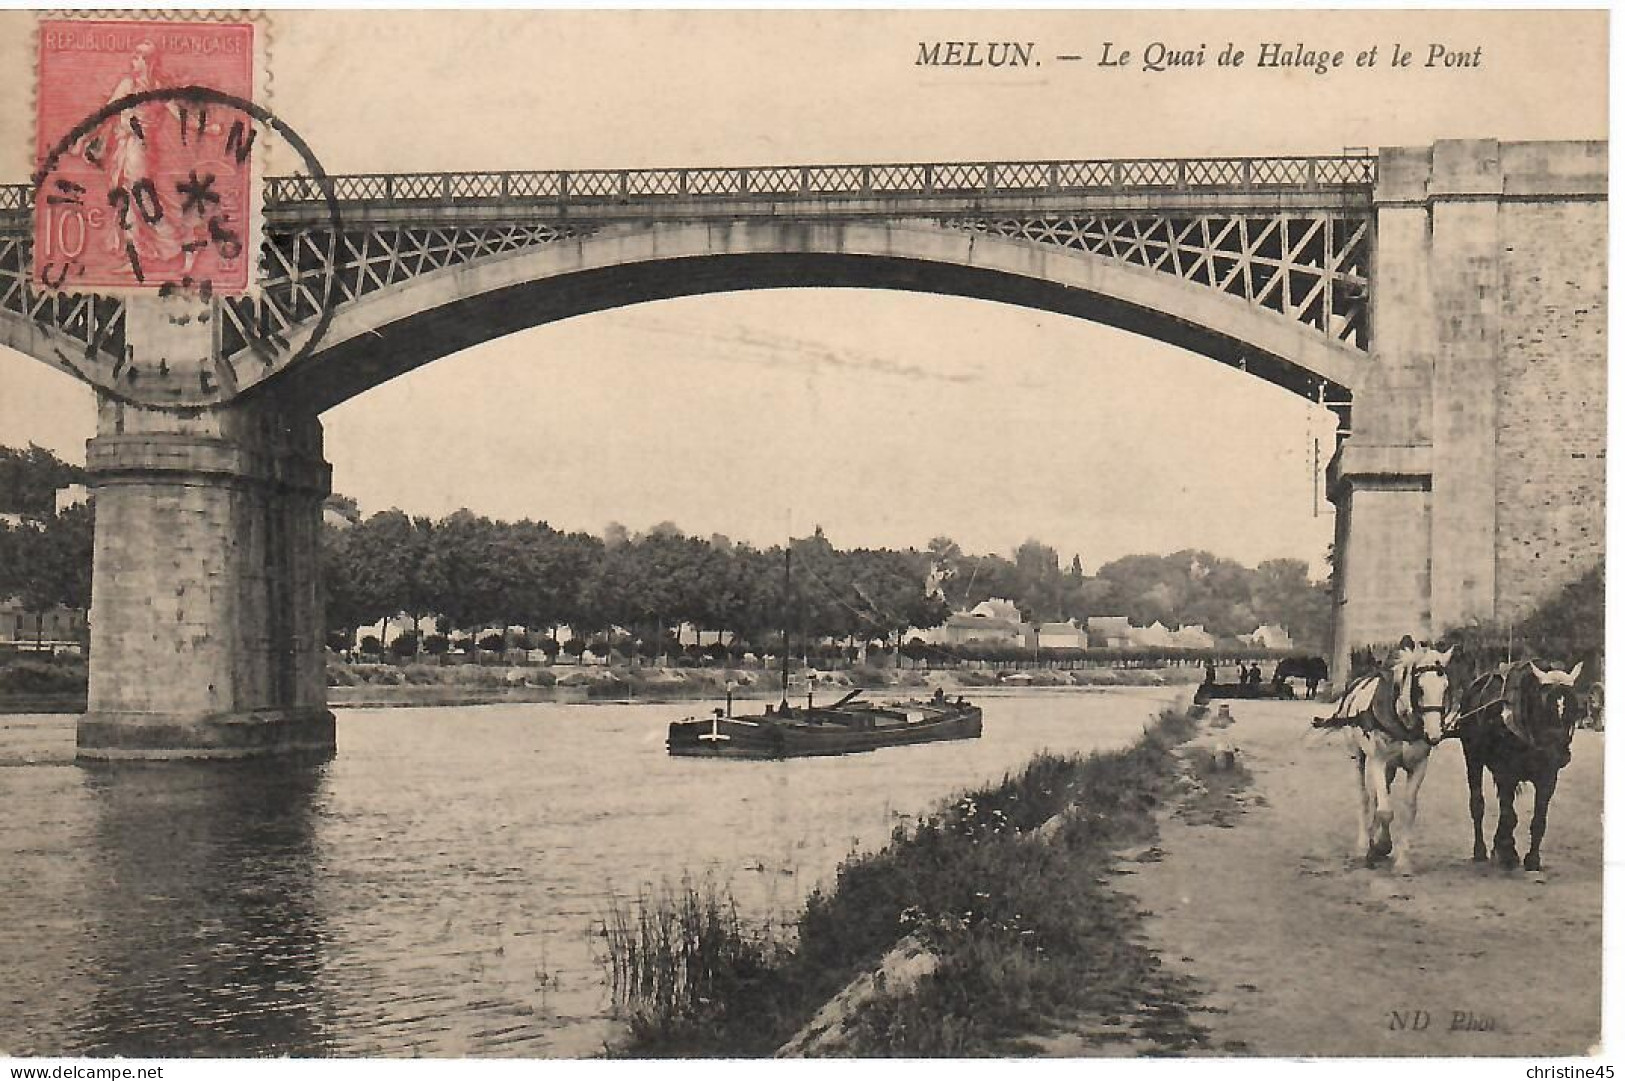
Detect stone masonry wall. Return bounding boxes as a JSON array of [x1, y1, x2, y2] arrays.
[[1495, 199, 1607, 620]]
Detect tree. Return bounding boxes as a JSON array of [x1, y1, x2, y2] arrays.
[[0, 444, 85, 516], [10, 505, 93, 648], [340, 510, 447, 654], [322, 492, 361, 526], [0, 521, 15, 601], [432, 509, 505, 634], [320, 522, 371, 648], [1013, 538, 1065, 622]]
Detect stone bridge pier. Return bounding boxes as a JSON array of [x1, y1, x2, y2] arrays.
[[1328, 139, 1606, 681], [79, 355, 334, 759]]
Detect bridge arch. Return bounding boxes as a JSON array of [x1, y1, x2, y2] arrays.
[[247, 220, 1364, 414]]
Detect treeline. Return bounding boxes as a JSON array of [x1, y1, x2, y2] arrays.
[[926, 537, 1333, 649], [323, 515, 948, 659], [0, 443, 1335, 657]]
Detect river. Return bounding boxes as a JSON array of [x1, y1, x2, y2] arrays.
[[0, 686, 1177, 1058]]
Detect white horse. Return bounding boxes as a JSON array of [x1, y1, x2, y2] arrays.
[[1317, 643, 1456, 874]]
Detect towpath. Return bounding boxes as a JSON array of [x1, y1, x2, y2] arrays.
[[1048, 698, 1603, 1056]]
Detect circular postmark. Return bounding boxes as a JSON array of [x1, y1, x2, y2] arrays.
[[33, 86, 342, 406]]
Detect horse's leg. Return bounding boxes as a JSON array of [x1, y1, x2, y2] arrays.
[[1525, 771, 1559, 872], [1351, 740, 1375, 860], [1364, 745, 1394, 866], [1393, 750, 1430, 875], [1491, 775, 1521, 869], [1373, 758, 1399, 858], [1465, 741, 1488, 862]]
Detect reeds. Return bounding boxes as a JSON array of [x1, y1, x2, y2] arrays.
[[599, 877, 788, 1051]]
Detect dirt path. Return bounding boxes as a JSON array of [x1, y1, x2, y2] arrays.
[[1097, 699, 1602, 1056]]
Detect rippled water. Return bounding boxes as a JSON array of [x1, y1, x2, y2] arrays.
[[0, 687, 1176, 1058]]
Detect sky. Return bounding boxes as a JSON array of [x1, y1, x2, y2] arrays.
[[0, 9, 1607, 573]]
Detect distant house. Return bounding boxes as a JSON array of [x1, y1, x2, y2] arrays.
[[54, 484, 88, 515], [1245, 624, 1294, 650], [354, 614, 430, 649], [1169, 624, 1216, 649], [0, 596, 85, 648], [918, 608, 1026, 647], [323, 493, 361, 529], [1086, 616, 1134, 649], [676, 622, 735, 647], [1129, 621, 1177, 648], [1027, 621, 1088, 651], [969, 598, 1024, 622]]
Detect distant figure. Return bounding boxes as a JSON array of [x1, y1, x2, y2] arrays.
[[1237, 664, 1248, 684], [1248, 663, 1263, 687], [1203, 662, 1217, 686], [932, 687, 947, 703]]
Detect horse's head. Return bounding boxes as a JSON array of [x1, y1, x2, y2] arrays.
[[1515, 661, 1585, 766], [1395, 645, 1455, 744]]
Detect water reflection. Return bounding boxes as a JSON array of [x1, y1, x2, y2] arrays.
[[79, 762, 331, 1056]]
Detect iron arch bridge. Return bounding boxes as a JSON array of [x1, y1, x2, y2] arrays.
[[0, 152, 1371, 425], [0, 139, 1604, 761]]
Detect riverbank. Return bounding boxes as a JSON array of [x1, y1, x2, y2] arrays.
[[1090, 698, 1603, 1056], [603, 698, 1217, 1057], [0, 657, 1200, 714], [327, 663, 1185, 709]]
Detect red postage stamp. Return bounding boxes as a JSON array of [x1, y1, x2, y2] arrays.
[[34, 18, 258, 295]]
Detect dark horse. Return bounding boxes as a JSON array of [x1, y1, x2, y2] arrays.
[[1456, 660, 1585, 871], [1272, 655, 1329, 698]]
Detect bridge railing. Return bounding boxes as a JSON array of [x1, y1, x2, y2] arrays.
[[0, 157, 1375, 213], [260, 156, 1375, 206]]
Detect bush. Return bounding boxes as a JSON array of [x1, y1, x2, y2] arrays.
[[390, 632, 420, 658], [0, 658, 86, 695], [423, 634, 450, 656], [358, 635, 383, 656], [479, 632, 506, 652], [848, 665, 891, 689]]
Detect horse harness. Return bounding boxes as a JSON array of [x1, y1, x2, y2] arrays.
[[1459, 663, 1574, 749], [1334, 662, 1444, 744]]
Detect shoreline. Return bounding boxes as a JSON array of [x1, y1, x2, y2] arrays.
[[0, 663, 1199, 714], [604, 694, 1214, 1057]]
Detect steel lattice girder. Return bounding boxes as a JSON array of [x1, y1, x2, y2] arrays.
[[941, 212, 1370, 347]]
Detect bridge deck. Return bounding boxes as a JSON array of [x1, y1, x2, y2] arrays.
[[0, 155, 1375, 228]]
